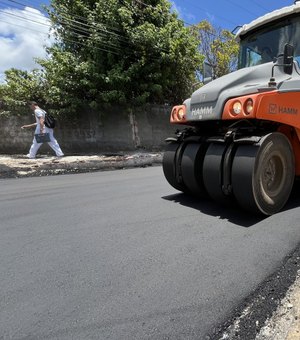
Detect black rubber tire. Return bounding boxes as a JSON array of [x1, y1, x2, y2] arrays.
[[203, 143, 234, 205], [162, 142, 187, 192], [181, 143, 208, 197], [232, 132, 295, 215]]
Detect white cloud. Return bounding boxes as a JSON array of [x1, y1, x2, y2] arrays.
[[170, 2, 196, 24], [0, 6, 52, 76]]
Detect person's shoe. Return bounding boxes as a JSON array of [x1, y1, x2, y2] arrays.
[[26, 154, 35, 159]]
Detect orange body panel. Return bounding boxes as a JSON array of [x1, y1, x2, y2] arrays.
[[256, 91, 300, 129], [222, 93, 263, 120], [223, 91, 300, 129], [222, 91, 300, 176]]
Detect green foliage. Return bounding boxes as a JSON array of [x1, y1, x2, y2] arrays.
[[0, 4, 238, 115], [39, 0, 202, 109], [192, 20, 239, 79], [0, 68, 46, 115]]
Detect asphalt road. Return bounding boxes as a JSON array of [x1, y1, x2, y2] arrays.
[[1, 166, 300, 340]]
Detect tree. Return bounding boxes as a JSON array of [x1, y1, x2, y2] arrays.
[[0, 68, 46, 114], [38, 0, 203, 112], [192, 20, 239, 80]]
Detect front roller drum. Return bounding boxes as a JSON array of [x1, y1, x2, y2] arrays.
[[180, 143, 208, 197], [162, 142, 187, 192], [202, 143, 234, 206], [231, 132, 295, 215]]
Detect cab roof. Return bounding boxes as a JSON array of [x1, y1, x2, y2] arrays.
[[236, 2, 300, 40]]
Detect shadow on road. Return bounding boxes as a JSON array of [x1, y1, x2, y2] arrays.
[[161, 193, 266, 227], [162, 184, 300, 227], [283, 179, 300, 211]]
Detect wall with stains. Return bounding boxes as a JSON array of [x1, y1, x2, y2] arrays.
[[0, 105, 180, 154]]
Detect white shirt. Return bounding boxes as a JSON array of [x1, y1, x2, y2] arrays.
[[34, 108, 46, 133]]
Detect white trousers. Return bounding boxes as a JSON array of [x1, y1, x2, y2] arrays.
[[28, 128, 64, 158]]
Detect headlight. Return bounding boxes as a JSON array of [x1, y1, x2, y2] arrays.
[[170, 105, 186, 123], [232, 101, 242, 115], [177, 108, 185, 120], [244, 99, 253, 114]]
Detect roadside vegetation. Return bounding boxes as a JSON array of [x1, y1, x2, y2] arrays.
[[0, 0, 238, 117]]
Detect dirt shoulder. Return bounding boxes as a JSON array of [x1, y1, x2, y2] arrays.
[[0, 152, 162, 178], [217, 246, 300, 340]]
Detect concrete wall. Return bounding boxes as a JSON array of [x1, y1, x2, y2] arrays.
[[0, 105, 180, 154]]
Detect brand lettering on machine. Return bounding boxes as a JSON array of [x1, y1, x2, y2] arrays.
[[269, 104, 298, 115], [191, 106, 214, 118], [279, 106, 298, 114]]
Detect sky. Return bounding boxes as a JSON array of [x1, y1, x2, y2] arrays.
[[173, 0, 292, 29], [0, 0, 294, 79]]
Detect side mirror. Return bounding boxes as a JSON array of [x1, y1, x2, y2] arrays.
[[203, 61, 213, 84], [283, 43, 294, 75]]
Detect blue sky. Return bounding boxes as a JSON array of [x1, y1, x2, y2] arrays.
[[0, 0, 294, 78], [173, 0, 292, 30]]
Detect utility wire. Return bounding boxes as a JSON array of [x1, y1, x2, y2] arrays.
[[1, 3, 132, 45], [250, 0, 269, 12], [6, 0, 276, 30], [2, 1, 173, 54], [0, 17, 50, 35], [0, 7, 49, 27], [0, 7, 126, 54], [176, 0, 239, 27], [0, 15, 126, 56], [0, 1, 187, 68], [7, 0, 137, 35], [5, 0, 195, 44], [5, 0, 138, 44], [225, 0, 261, 17], [8, 0, 44, 10], [1, 0, 218, 59], [2, 0, 218, 40], [0, 11, 170, 61], [6, 0, 128, 40], [0, 10, 133, 53]]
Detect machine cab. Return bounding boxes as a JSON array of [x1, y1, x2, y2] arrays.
[[237, 4, 300, 69]]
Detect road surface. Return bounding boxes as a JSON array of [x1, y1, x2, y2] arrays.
[[1, 167, 300, 339]]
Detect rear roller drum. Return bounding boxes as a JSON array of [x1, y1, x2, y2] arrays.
[[181, 142, 208, 197], [232, 132, 295, 215], [162, 142, 187, 193]]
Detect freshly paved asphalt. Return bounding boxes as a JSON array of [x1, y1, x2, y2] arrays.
[[1, 167, 300, 339]]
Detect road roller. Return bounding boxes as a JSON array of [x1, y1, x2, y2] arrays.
[[163, 1, 300, 215]]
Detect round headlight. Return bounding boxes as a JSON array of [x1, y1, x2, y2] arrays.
[[245, 99, 253, 114], [177, 108, 185, 120], [232, 101, 242, 115]]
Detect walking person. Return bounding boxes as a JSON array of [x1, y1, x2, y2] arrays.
[[21, 101, 64, 159]]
